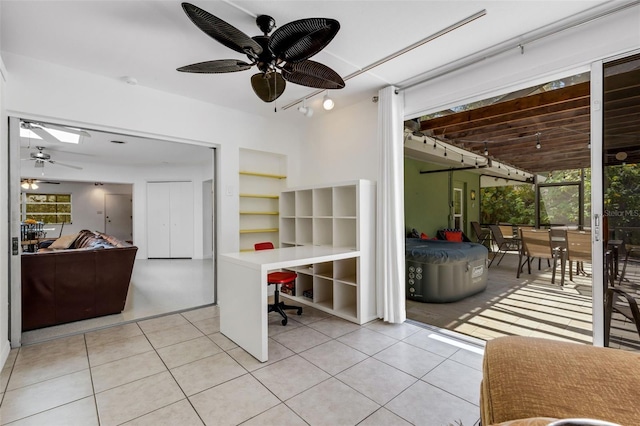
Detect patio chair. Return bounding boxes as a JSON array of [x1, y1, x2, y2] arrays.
[[565, 230, 592, 281], [488, 225, 520, 267], [604, 251, 640, 346], [471, 221, 491, 250], [517, 228, 563, 285]]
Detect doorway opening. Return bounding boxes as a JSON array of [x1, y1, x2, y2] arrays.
[[404, 72, 601, 347], [12, 118, 217, 345]]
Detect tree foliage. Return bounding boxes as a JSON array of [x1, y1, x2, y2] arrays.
[[480, 165, 640, 244]]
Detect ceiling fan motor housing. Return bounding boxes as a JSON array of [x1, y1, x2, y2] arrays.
[[256, 15, 276, 35], [251, 36, 276, 73]]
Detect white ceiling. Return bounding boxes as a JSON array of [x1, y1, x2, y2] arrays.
[[0, 0, 620, 167], [18, 121, 213, 172]]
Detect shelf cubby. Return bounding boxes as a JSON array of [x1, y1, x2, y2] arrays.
[[314, 276, 334, 309], [313, 187, 333, 217], [296, 271, 313, 302], [333, 218, 357, 249], [296, 190, 313, 217], [277, 180, 375, 324], [333, 185, 357, 217], [280, 191, 295, 217], [314, 261, 333, 279], [334, 258, 357, 285], [280, 218, 295, 244], [296, 218, 313, 245], [313, 218, 333, 246], [333, 283, 357, 318]]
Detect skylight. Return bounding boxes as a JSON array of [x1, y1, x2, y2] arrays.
[[20, 126, 81, 144]]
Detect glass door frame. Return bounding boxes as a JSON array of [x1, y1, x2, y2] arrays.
[[590, 59, 605, 346], [590, 49, 640, 347]]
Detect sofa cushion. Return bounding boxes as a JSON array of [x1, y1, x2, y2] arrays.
[[481, 336, 640, 426], [72, 230, 109, 249], [48, 233, 79, 249], [493, 418, 558, 426]]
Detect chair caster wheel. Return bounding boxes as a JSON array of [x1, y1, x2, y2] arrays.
[[297, 308, 302, 315], [281, 318, 288, 326]]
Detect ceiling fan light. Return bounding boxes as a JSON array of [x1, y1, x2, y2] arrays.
[[31, 183, 39, 189], [322, 93, 334, 110], [21, 182, 29, 189]]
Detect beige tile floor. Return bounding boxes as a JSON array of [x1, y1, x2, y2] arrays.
[[1, 304, 485, 426]]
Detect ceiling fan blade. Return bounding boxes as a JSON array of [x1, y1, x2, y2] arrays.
[[282, 60, 345, 89], [250, 72, 286, 103], [35, 122, 91, 138], [269, 18, 340, 63], [30, 126, 61, 145], [177, 59, 253, 73], [181, 2, 262, 56], [48, 160, 83, 170]]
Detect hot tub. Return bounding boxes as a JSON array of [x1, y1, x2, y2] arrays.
[[406, 238, 488, 303]]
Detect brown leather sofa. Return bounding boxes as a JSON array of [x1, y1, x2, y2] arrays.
[[21, 230, 138, 331], [481, 336, 640, 425]]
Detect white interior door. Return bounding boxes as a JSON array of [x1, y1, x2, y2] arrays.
[[105, 194, 132, 241], [202, 180, 213, 259], [147, 182, 171, 258], [170, 181, 194, 258]]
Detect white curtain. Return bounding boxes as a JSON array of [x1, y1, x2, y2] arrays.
[[376, 86, 406, 323]]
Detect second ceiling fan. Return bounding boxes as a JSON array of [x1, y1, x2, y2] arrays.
[[177, 2, 345, 103]]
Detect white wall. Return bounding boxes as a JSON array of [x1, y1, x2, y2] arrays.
[[295, 98, 379, 187], [3, 52, 305, 256], [0, 3, 10, 366], [20, 181, 132, 237], [0, 50, 306, 351]]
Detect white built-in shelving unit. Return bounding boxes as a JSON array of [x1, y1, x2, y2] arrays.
[[279, 180, 376, 324], [238, 149, 287, 252]]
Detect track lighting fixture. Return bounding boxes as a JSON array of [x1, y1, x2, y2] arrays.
[[536, 133, 541, 149], [433, 141, 437, 149], [444, 147, 447, 157], [461, 155, 464, 164], [322, 92, 335, 110], [297, 99, 313, 117], [423, 137, 427, 144], [484, 142, 488, 155]]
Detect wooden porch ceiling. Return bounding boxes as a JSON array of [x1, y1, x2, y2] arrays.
[[418, 68, 640, 174]]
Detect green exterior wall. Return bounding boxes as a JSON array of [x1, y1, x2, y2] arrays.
[[404, 157, 481, 240]]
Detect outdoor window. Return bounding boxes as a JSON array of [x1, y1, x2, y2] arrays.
[[21, 193, 72, 224]]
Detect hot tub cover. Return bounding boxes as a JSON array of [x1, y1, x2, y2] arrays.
[[406, 238, 488, 264]]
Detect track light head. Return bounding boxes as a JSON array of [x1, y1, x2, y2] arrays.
[[322, 92, 335, 110], [297, 105, 313, 117], [298, 99, 313, 117]]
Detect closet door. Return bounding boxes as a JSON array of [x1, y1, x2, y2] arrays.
[[147, 182, 171, 258], [170, 181, 194, 258]]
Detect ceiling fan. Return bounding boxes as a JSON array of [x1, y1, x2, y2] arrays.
[[21, 178, 60, 190], [22, 147, 83, 170], [177, 2, 345, 103], [21, 121, 91, 145]]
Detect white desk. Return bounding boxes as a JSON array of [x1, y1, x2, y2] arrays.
[[219, 245, 359, 362]]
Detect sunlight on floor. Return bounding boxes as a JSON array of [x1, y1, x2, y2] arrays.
[[407, 252, 640, 352]]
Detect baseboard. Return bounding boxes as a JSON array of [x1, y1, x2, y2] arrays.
[[0, 339, 11, 370]]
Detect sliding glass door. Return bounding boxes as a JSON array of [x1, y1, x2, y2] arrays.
[[593, 51, 640, 347]]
